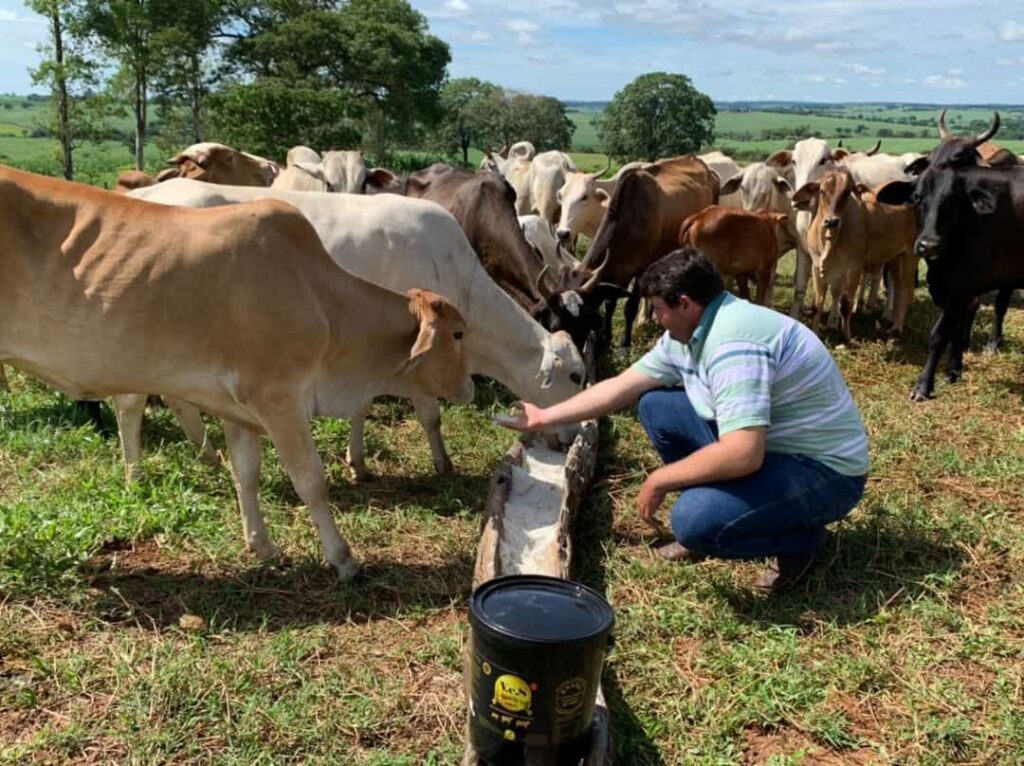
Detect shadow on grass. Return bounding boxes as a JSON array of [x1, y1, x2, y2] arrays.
[[0, 396, 111, 433], [77, 550, 475, 632], [995, 378, 1024, 403], [715, 513, 965, 628]]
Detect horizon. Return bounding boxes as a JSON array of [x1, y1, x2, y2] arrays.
[[2, 0, 1023, 105]]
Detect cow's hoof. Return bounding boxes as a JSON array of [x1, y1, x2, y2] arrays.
[[433, 456, 453, 475], [331, 555, 359, 582], [199, 448, 221, 468], [945, 371, 962, 384], [984, 342, 1001, 356], [248, 538, 282, 561], [908, 388, 933, 403]]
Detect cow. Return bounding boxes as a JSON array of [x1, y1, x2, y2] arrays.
[[767, 139, 913, 318], [554, 161, 644, 244], [791, 168, 918, 341], [698, 151, 742, 207], [677, 206, 790, 306], [397, 163, 597, 349], [129, 178, 587, 478], [166, 142, 279, 186], [0, 165, 476, 579], [484, 149, 577, 226], [519, 214, 578, 272], [876, 111, 1024, 400], [569, 155, 720, 348]]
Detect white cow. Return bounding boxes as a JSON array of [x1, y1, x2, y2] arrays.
[[273, 149, 369, 193], [519, 214, 579, 272], [698, 151, 741, 207], [129, 180, 587, 480], [555, 161, 644, 243], [484, 148, 577, 225]]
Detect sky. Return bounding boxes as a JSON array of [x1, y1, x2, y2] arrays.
[[2, 0, 1023, 104]]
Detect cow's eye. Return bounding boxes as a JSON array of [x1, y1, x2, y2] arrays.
[[579, 194, 587, 201], [818, 158, 829, 165], [454, 331, 464, 340], [570, 372, 582, 385]]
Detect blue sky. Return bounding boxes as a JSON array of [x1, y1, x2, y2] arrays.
[[2, 0, 1023, 103]]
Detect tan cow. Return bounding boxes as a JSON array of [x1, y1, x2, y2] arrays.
[[114, 170, 158, 194], [167, 142, 279, 186], [554, 161, 644, 244], [678, 206, 790, 305], [0, 165, 474, 579], [792, 168, 918, 341]]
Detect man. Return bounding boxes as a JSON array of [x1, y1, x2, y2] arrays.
[[498, 248, 868, 592]]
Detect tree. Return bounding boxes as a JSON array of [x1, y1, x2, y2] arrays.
[[217, 0, 449, 160], [27, 0, 107, 179], [597, 72, 715, 162], [432, 77, 501, 165], [79, 0, 178, 168]]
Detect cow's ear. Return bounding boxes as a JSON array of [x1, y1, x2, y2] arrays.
[[720, 176, 742, 196], [968, 186, 997, 216], [905, 157, 930, 176], [772, 176, 793, 194], [790, 182, 820, 211], [400, 289, 443, 373], [875, 181, 916, 206], [766, 150, 793, 168], [596, 188, 610, 207]]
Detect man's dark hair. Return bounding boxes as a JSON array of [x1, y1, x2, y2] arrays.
[[638, 247, 725, 307]]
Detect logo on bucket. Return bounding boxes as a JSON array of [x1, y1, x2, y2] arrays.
[[492, 674, 532, 714], [554, 677, 587, 717]]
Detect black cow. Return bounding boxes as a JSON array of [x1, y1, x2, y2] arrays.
[[878, 112, 1024, 401]]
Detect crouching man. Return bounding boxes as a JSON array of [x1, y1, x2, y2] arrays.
[[498, 247, 869, 592]]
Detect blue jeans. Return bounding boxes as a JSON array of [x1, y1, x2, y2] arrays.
[[637, 388, 866, 560]]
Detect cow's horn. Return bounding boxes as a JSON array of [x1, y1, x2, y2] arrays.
[[578, 252, 610, 294], [972, 112, 1000, 147], [937, 109, 951, 140], [591, 157, 612, 180], [535, 264, 551, 296], [865, 139, 881, 156]]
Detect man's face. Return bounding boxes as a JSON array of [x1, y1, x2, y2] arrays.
[[649, 295, 703, 343]]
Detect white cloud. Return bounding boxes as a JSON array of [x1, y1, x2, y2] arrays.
[[1000, 20, 1024, 41], [947, 67, 963, 75], [504, 18, 539, 45], [843, 62, 886, 76], [924, 74, 966, 89], [443, 0, 470, 13], [469, 29, 492, 42]]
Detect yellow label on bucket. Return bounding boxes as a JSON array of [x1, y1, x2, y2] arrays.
[[492, 674, 532, 713]]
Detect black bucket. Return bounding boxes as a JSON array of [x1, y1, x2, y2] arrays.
[[468, 574, 615, 765]]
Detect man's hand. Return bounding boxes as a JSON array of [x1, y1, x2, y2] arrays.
[[637, 470, 669, 529], [492, 402, 547, 432]]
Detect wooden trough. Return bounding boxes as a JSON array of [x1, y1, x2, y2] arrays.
[[462, 398, 613, 765]]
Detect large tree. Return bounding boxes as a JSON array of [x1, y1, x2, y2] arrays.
[[598, 72, 715, 162], [432, 77, 501, 166], [215, 0, 448, 161], [480, 90, 574, 153]]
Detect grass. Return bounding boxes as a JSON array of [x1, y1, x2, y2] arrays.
[[2, 250, 1023, 763]]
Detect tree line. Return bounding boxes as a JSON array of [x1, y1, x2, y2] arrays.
[[27, 0, 717, 180]]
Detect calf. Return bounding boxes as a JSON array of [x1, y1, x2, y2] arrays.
[[677, 206, 789, 305], [793, 168, 918, 341], [1, 165, 474, 578]]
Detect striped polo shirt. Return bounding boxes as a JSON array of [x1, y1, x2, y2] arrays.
[[631, 292, 869, 477]]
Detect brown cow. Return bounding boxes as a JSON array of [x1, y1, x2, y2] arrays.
[[677, 206, 789, 306], [397, 163, 601, 349], [792, 168, 918, 341], [570, 155, 719, 347], [0, 165, 474, 579], [166, 142, 279, 186]]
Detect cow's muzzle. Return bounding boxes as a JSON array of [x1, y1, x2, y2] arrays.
[[822, 216, 841, 230], [915, 237, 941, 259], [555, 228, 571, 242]]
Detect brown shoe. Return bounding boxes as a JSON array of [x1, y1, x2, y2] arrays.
[[755, 552, 818, 593], [657, 542, 708, 563]]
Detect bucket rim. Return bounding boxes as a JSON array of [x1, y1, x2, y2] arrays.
[[469, 573, 615, 646]]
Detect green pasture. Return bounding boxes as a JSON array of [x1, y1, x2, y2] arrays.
[[1, 252, 1023, 763]]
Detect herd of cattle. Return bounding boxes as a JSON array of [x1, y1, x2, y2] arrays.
[[0, 110, 1021, 575]]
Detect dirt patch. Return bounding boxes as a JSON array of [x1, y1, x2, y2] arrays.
[[742, 723, 880, 765]]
